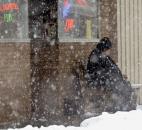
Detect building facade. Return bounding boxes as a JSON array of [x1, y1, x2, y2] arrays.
[[0, 0, 119, 128]]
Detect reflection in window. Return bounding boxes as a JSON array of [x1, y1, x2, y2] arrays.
[[58, 0, 99, 42], [29, 0, 57, 41], [0, 0, 29, 41]]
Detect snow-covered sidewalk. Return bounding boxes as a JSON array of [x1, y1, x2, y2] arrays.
[[9, 106, 142, 130]]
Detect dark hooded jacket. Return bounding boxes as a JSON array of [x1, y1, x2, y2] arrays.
[[87, 47, 137, 111], [86, 37, 136, 111], [87, 48, 128, 92]]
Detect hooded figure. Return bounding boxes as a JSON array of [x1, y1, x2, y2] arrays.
[[87, 37, 122, 88], [87, 37, 136, 112]]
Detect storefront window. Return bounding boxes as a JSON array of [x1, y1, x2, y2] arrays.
[[0, 0, 29, 42], [29, 0, 57, 40], [58, 0, 99, 42]]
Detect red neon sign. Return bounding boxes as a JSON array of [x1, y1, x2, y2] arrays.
[[64, 0, 69, 6], [64, 19, 74, 32], [0, 3, 19, 12], [75, 0, 88, 6]]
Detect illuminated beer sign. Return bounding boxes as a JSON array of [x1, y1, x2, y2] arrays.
[[0, 2, 19, 23], [75, 0, 88, 6], [0, 1, 29, 40], [64, 18, 74, 32], [0, 2, 19, 12], [58, 0, 99, 42]]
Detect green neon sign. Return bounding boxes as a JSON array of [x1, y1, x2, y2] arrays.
[[4, 13, 13, 23]]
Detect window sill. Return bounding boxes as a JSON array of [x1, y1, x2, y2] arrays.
[[59, 38, 100, 43], [0, 39, 31, 43]]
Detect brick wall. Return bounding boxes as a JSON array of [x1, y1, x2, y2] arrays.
[[30, 0, 118, 126], [30, 40, 60, 125], [100, 0, 117, 61], [57, 0, 118, 125], [0, 43, 31, 126], [0, 0, 118, 127]]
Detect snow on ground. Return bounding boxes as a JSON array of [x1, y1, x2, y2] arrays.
[[9, 105, 142, 130]]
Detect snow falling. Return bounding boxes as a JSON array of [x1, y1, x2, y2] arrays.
[[0, 0, 142, 129]]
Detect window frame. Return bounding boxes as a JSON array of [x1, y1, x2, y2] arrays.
[[0, 0, 30, 43], [58, 0, 101, 43]]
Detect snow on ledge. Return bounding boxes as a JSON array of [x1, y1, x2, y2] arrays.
[[131, 84, 142, 88]]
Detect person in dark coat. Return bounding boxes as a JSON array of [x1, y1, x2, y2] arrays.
[[87, 37, 122, 89], [86, 37, 137, 112]]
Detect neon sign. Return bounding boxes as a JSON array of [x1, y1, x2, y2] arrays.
[[64, 18, 74, 32], [0, 1, 29, 40], [58, 0, 99, 41], [75, 0, 88, 6], [4, 13, 13, 22], [0, 3, 19, 12], [0, 2, 19, 23], [63, 0, 72, 18]]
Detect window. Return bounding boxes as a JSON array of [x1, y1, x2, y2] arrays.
[[58, 0, 100, 42], [29, 0, 57, 41], [0, 0, 29, 42]]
